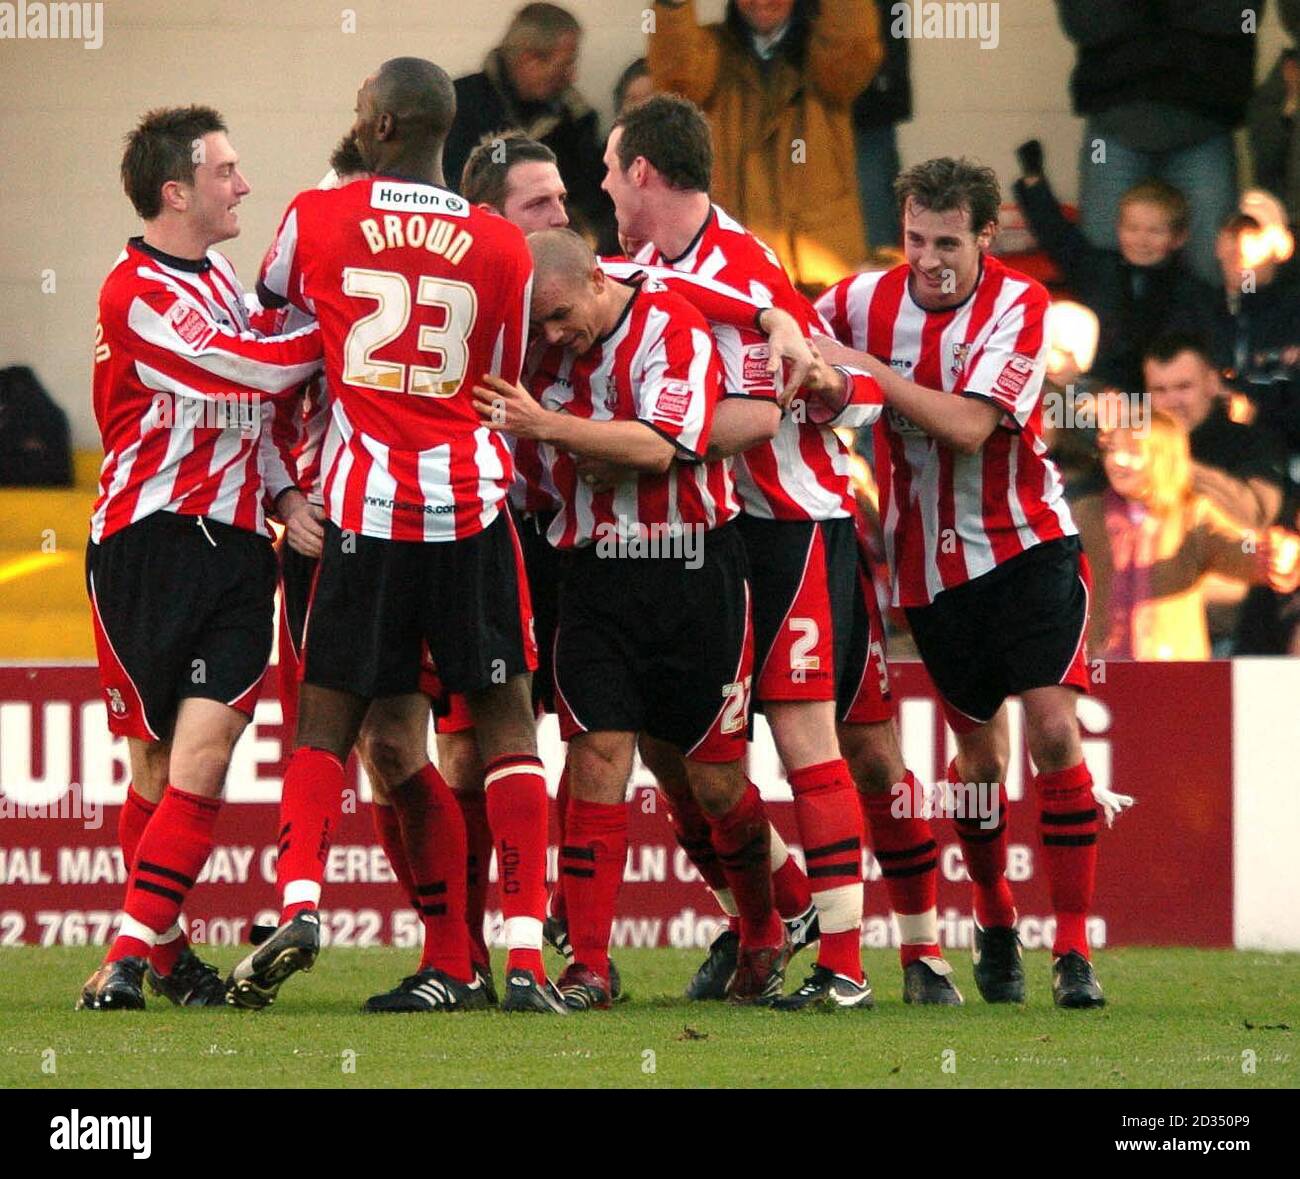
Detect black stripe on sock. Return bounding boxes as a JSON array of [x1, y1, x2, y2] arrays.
[[560, 845, 596, 861], [1042, 833, 1097, 847], [137, 860, 195, 888], [1040, 808, 1100, 826], [804, 836, 860, 860], [561, 866, 595, 878], [955, 823, 1005, 845], [807, 860, 861, 880], [419, 903, 448, 917], [881, 857, 939, 879], [134, 878, 185, 905], [416, 882, 447, 896], [278, 823, 291, 840], [874, 839, 937, 862]]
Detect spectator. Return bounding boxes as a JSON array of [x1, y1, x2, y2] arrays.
[[443, 3, 616, 250], [1144, 332, 1286, 531], [614, 58, 654, 114], [1211, 211, 1300, 455], [646, 0, 882, 287], [1247, 0, 1300, 226], [851, 0, 910, 252], [1014, 141, 1215, 393], [1055, 0, 1257, 286], [1073, 413, 1276, 660]]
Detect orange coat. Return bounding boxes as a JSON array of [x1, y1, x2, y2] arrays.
[[648, 0, 883, 287]]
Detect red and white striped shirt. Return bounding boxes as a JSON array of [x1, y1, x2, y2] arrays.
[[532, 279, 738, 549], [258, 177, 532, 541], [507, 259, 773, 517], [636, 205, 882, 522], [816, 255, 1076, 607], [90, 238, 323, 544], [248, 298, 331, 506]]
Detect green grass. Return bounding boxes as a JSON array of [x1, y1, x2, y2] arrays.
[[1, 947, 1296, 1088]]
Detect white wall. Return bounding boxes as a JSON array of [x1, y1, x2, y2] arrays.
[[0, 0, 1291, 448]]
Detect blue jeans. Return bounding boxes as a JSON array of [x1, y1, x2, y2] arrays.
[[1077, 121, 1237, 286], [855, 122, 901, 250]]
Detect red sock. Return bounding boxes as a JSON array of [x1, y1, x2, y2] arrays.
[[560, 798, 628, 979], [150, 929, 187, 975], [660, 779, 730, 893], [391, 763, 471, 980], [1036, 760, 1099, 958], [948, 759, 1016, 929], [118, 785, 190, 973], [117, 784, 156, 871], [456, 790, 492, 967], [549, 764, 571, 921], [276, 747, 345, 921], [372, 803, 418, 909], [706, 781, 782, 949], [770, 836, 813, 920], [787, 760, 864, 981], [106, 786, 220, 964], [484, 754, 549, 978], [861, 774, 941, 966]]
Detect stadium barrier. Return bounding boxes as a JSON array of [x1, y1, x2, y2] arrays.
[[0, 660, 1296, 951]]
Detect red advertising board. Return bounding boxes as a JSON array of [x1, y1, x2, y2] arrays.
[[0, 662, 1234, 950]]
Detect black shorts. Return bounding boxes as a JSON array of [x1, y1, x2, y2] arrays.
[[738, 514, 859, 704], [86, 511, 277, 741], [515, 506, 568, 714], [302, 509, 536, 699], [904, 536, 1091, 733], [279, 541, 317, 660], [553, 522, 753, 762]]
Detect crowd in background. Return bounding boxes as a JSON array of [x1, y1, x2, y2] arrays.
[[349, 0, 1300, 658], [10, 1, 1292, 658]]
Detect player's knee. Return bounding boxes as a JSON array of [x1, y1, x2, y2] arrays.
[[955, 752, 1007, 787], [170, 743, 232, 796], [356, 726, 416, 791], [437, 732, 483, 793], [686, 760, 743, 818], [1027, 714, 1080, 772]]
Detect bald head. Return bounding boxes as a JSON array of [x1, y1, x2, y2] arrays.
[[527, 228, 630, 354], [373, 57, 456, 139], [528, 227, 596, 289], [353, 57, 455, 181]]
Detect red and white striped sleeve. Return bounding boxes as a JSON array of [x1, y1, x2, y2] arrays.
[[633, 308, 719, 461], [959, 283, 1049, 428], [125, 284, 322, 399], [601, 261, 770, 330]]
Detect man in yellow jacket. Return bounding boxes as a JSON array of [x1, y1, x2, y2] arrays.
[[648, 0, 882, 288]]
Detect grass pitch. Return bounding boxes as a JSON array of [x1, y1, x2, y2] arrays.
[[1, 947, 1296, 1089]]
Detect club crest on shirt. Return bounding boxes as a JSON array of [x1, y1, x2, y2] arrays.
[[950, 341, 972, 376], [167, 302, 216, 351]]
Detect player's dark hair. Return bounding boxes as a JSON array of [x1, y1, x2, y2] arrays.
[[894, 157, 1001, 236], [121, 105, 227, 220], [611, 94, 712, 193], [329, 133, 368, 179], [613, 57, 649, 113], [372, 57, 457, 146], [500, 3, 581, 59], [1143, 331, 1214, 369], [461, 130, 558, 209]]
